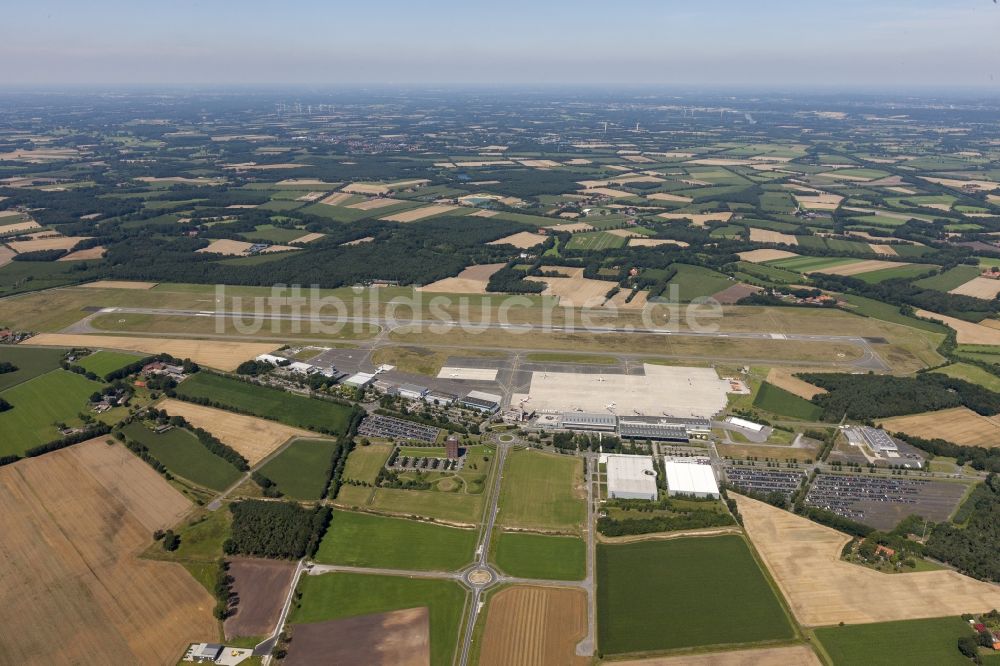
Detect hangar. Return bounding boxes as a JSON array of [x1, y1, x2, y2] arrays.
[[605, 454, 658, 501], [664, 460, 720, 499]]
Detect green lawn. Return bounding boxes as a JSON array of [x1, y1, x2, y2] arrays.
[[341, 443, 392, 482], [753, 381, 823, 420], [256, 438, 338, 500], [291, 572, 466, 666], [315, 510, 476, 571], [666, 263, 735, 301], [931, 363, 1000, 393], [174, 372, 355, 434], [0, 369, 104, 455], [0, 346, 66, 391], [122, 422, 242, 491], [814, 616, 973, 665], [914, 265, 981, 292], [398, 446, 449, 458], [840, 293, 949, 334], [75, 350, 144, 379], [496, 449, 585, 533], [767, 255, 859, 273], [492, 531, 586, 580], [564, 231, 627, 251], [597, 536, 794, 655], [371, 486, 484, 523], [853, 264, 937, 284]]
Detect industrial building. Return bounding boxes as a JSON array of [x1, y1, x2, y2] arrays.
[[664, 460, 720, 499], [852, 426, 899, 456], [561, 412, 617, 432], [460, 391, 502, 413], [605, 454, 658, 501], [398, 383, 429, 400], [726, 416, 765, 433], [343, 372, 376, 389]]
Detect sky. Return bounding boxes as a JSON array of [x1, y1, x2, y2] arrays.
[[3, 0, 1000, 89]]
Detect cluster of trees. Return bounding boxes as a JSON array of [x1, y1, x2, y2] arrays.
[[116, 431, 172, 480], [0, 396, 11, 413], [153, 528, 180, 551], [841, 516, 928, 571], [486, 265, 545, 294], [251, 472, 283, 498], [211, 560, 235, 621], [598, 506, 735, 537], [926, 474, 1000, 582], [235, 359, 279, 376], [224, 500, 331, 559], [0, 361, 17, 374], [11, 249, 70, 262], [812, 273, 999, 322], [21, 423, 111, 459], [376, 467, 433, 491], [325, 410, 362, 500]]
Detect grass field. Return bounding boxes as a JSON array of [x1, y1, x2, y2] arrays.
[[492, 531, 586, 581], [174, 372, 354, 434], [814, 616, 973, 666], [667, 263, 734, 301], [0, 369, 104, 455], [854, 263, 936, 284], [524, 352, 619, 365], [122, 422, 242, 491], [496, 450, 585, 533], [564, 231, 626, 251], [767, 255, 859, 273], [597, 536, 794, 655], [840, 293, 950, 334], [371, 486, 484, 523], [0, 346, 66, 390], [914, 265, 981, 292], [315, 510, 476, 571], [753, 381, 823, 420], [291, 572, 466, 666], [74, 350, 144, 378], [931, 363, 1000, 392], [256, 438, 338, 500]]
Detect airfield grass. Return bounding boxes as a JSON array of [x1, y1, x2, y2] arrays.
[[666, 263, 734, 301], [914, 265, 980, 292], [813, 616, 973, 666], [524, 352, 618, 365], [0, 346, 66, 391], [121, 422, 242, 492], [931, 363, 1000, 392], [315, 510, 476, 571], [291, 572, 466, 666], [174, 372, 354, 434], [839, 294, 949, 334], [74, 350, 144, 378], [597, 536, 794, 655], [753, 381, 823, 420], [492, 531, 586, 581], [496, 449, 585, 533], [0, 369, 104, 455], [256, 438, 338, 500]]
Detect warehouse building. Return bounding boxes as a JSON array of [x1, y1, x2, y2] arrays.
[[605, 454, 658, 501], [664, 460, 720, 499]]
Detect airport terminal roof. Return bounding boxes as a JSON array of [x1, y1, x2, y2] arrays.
[[606, 454, 658, 499], [664, 460, 720, 496]]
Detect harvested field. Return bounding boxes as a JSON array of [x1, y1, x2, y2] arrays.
[[469, 209, 499, 218], [381, 204, 459, 223], [348, 197, 405, 210], [291, 232, 325, 244], [869, 244, 897, 256], [658, 212, 733, 226], [487, 231, 548, 248], [712, 283, 763, 305], [604, 288, 650, 310], [479, 586, 587, 666], [581, 187, 634, 198], [605, 228, 646, 239], [276, 179, 338, 187], [295, 191, 327, 202], [6, 235, 90, 253], [0, 440, 215, 666], [525, 272, 615, 307], [79, 280, 158, 289], [878, 406, 1000, 448], [224, 557, 297, 639], [518, 159, 562, 168], [949, 276, 1000, 299], [0, 245, 14, 267], [793, 193, 843, 210], [419, 263, 506, 294], [58, 245, 105, 261], [550, 222, 594, 232], [342, 236, 374, 246], [0, 219, 40, 234], [320, 192, 353, 205], [22, 333, 278, 371], [157, 399, 312, 465], [647, 192, 693, 203], [735, 494, 1000, 626], [197, 239, 298, 255], [766, 368, 827, 400], [628, 238, 689, 248], [737, 249, 799, 263], [136, 175, 224, 185], [916, 310, 1000, 345], [343, 182, 391, 195], [613, 645, 821, 666], [285, 608, 429, 666], [749, 228, 798, 245], [810, 259, 907, 276]]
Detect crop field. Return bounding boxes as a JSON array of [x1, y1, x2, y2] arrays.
[[285, 608, 429, 666], [370, 485, 485, 524], [667, 263, 734, 301], [931, 362, 1000, 392], [814, 616, 973, 666], [853, 263, 936, 284], [479, 585, 588, 666], [337, 443, 392, 504], [315, 510, 476, 571], [224, 557, 298, 639], [122, 422, 242, 491], [949, 276, 1000, 299], [497, 450, 585, 533], [766, 255, 859, 273], [0, 345, 65, 390], [256, 438, 338, 499], [735, 494, 1000, 626], [0, 440, 216, 665], [0, 369, 104, 454], [878, 407, 1000, 448], [753, 381, 823, 420], [564, 230, 627, 251], [291, 572, 466, 666], [74, 349, 144, 377], [914, 265, 981, 292], [157, 398, 312, 465], [174, 372, 355, 434], [626, 646, 822, 666], [765, 368, 827, 400], [596, 536, 794, 655], [492, 531, 586, 580]]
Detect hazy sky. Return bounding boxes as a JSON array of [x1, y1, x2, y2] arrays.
[[3, 0, 1000, 88]]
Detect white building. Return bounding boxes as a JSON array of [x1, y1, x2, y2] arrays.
[[726, 416, 765, 433], [605, 454, 658, 501], [664, 460, 720, 499], [343, 372, 376, 388]]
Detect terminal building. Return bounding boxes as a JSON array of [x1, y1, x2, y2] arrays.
[[618, 415, 711, 442], [459, 391, 502, 414], [664, 460, 720, 499], [561, 412, 617, 433], [605, 454, 658, 501]]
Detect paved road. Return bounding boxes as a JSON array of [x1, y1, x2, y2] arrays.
[[258, 559, 305, 664], [576, 454, 597, 657]]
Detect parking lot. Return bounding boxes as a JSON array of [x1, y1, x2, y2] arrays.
[[357, 414, 441, 443]]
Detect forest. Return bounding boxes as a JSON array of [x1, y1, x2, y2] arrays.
[[926, 475, 1000, 582], [224, 500, 331, 559]]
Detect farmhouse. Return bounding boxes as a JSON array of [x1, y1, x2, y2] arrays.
[[605, 454, 658, 501], [664, 460, 720, 499]]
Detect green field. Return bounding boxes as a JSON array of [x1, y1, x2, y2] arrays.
[[914, 265, 980, 292], [316, 510, 476, 571], [666, 263, 735, 301], [853, 263, 936, 284], [931, 363, 1000, 392], [371, 486, 484, 523], [597, 536, 794, 655], [564, 231, 627, 251], [753, 381, 823, 420], [0, 346, 66, 391], [492, 531, 585, 580], [839, 294, 949, 334], [767, 255, 859, 274], [174, 372, 354, 434], [256, 438, 338, 499], [0, 369, 104, 455], [814, 616, 973, 665], [74, 350, 144, 378], [291, 572, 466, 666], [122, 422, 242, 491], [496, 449, 585, 533]]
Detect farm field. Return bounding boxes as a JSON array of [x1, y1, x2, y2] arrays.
[[173, 372, 356, 434], [766, 255, 859, 274], [0, 440, 216, 665], [284, 608, 429, 666], [492, 531, 586, 580], [596, 536, 794, 655], [478, 585, 588, 666], [735, 494, 1000, 626], [915, 310, 1000, 345], [74, 349, 144, 377], [255, 438, 338, 499], [667, 263, 734, 301], [496, 449, 586, 533], [0, 345, 65, 390], [337, 442, 392, 504], [931, 362, 1000, 392], [878, 407, 1000, 448], [612, 645, 822, 666], [753, 381, 823, 420], [765, 368, 827, 400], [121, 421, 242, 491], [291, 572, 466, 666], [0, 369, 104, 454], [315, 510, 477, 571], [370, 485, 485, 524], [224, 557, 298, 639], [814, 616, 973, 666], [914, 265, 981, 292]]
